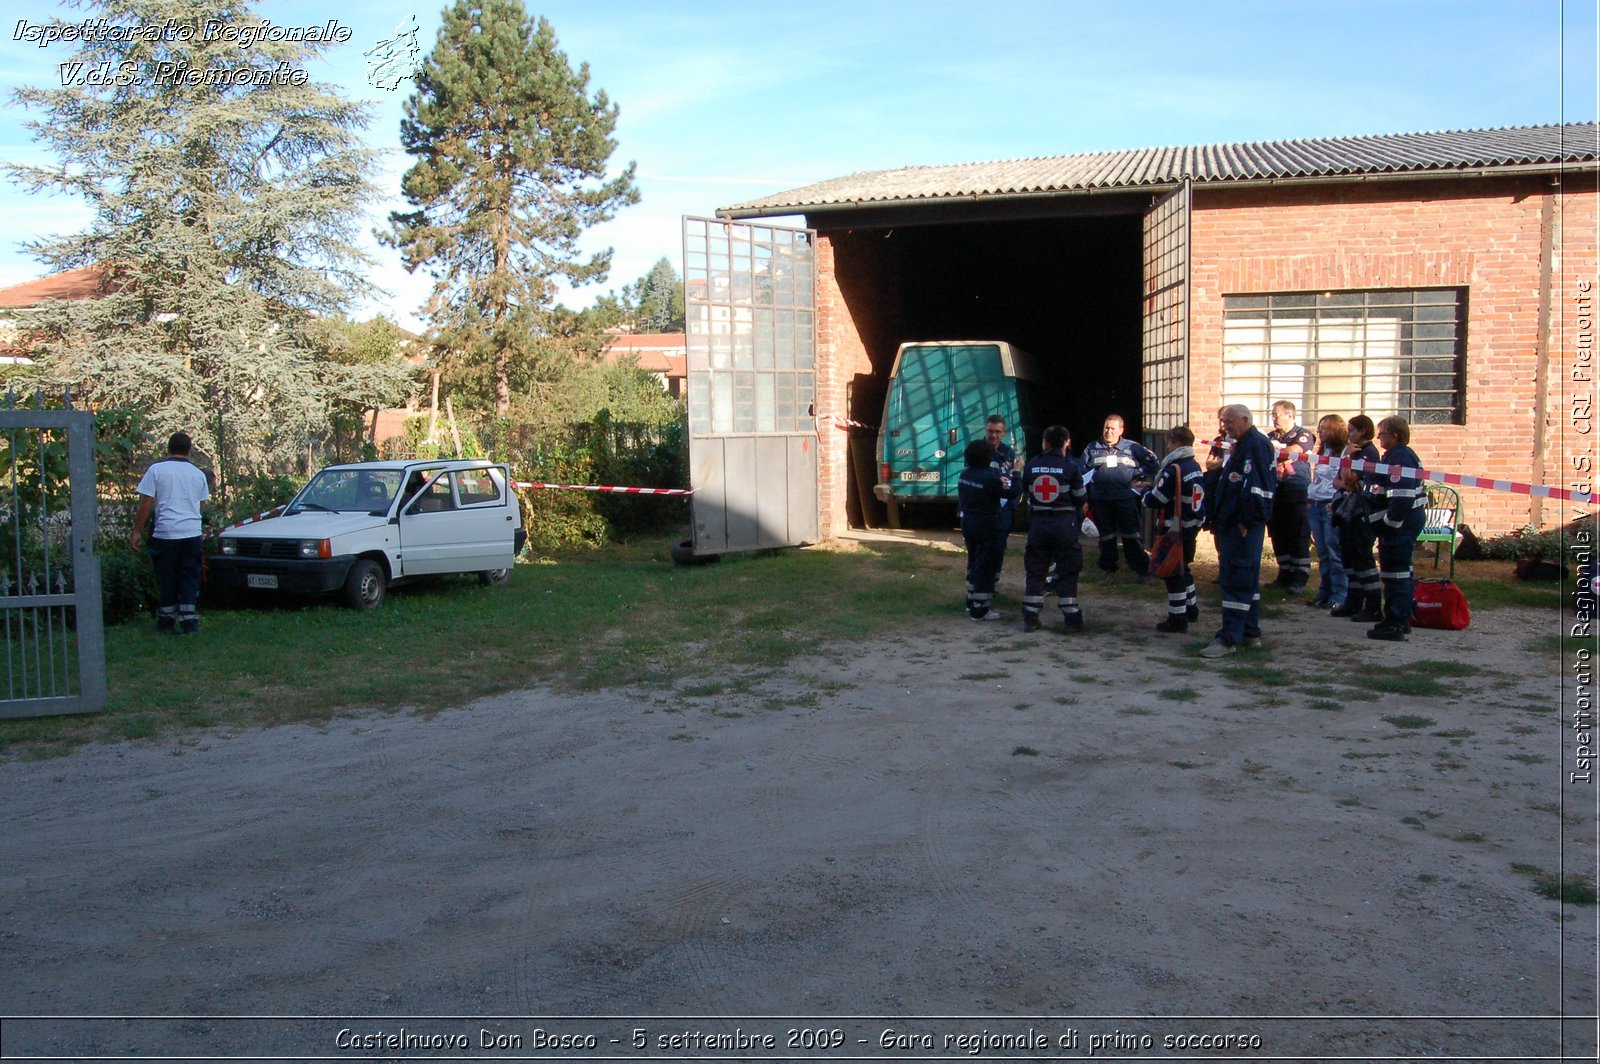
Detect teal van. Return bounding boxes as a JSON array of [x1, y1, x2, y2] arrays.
[[873, 340, 1043, 524]]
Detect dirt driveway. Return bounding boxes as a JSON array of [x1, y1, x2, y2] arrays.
[[1, 538, 1595, 1062]]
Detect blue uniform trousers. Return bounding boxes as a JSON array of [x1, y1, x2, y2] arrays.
[[1215, 523, 1266, 646], [963, 513, 1001, 616], [1022, 511, 1083, 620], [1090, 496, 1148, 573], [149, 535, 203, 631], [1378, 508, 1428, 627]]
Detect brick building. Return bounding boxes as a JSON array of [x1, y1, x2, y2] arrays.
[[709, 123, 1597, 542]]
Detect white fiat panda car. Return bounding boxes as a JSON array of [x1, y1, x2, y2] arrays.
[[210, 460, 526, 609]]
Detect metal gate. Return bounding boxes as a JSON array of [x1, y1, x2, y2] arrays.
[[0, 393, 106, 718], [1142, 181, 1191, 442], [682, 216, 820, 555]]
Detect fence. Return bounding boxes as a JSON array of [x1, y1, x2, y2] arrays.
[[0, 391, 106, 718]]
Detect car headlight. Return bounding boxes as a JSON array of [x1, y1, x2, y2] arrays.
[[220, 539, 238, 556], [298, 539, 331, 559]]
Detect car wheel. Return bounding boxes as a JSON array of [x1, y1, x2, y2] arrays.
[[670, 537, 719, 567], [479, 568, 511, 586], [343, 558, 386, 610]]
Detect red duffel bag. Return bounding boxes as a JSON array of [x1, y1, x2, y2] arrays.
[[1412, 578, 1470, 630]]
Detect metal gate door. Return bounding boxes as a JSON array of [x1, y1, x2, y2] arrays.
[[0, 394, 106, 718], [1142, 181, 1191, 443], [682, 216, 819, 555]]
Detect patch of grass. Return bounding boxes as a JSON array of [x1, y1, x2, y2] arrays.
[[1053, 695, 1081, 706], [1521, 634, 1563, 657], [1400, 816, 1425, 828], [1454, 573, 1562, 610], [1383, 714, 1437, 730], [1342, 751, 1392, 760], [960, 672, 1007, 682], [1534, 871, 1598, 905], [1168, 760, 1199, 769], [1446, 831, 1486, 843], [1506, 753, 1548, 765], [1430, 729, 1476, 739], [1012, 745, 1039, 757], [1118, 706, 1154, 716], [1410, 660, 1483, 678], [1511, 862, 1544, 876], [0, 535, 969, 760], [1308, 699, 1343, 712], [1350, 673, 1448, 697], [1219, 665, 1293, 686], [1157, 687, 1200, 702], [1416, 873, 1438, 883], [1336, 797, 1361, 807]]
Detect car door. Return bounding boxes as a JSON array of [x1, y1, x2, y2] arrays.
[[395, 470, 461, 575], [451, 467, 516, 570]]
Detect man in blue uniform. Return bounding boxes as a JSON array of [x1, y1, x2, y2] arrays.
[[957, 439, 1008, 621], [984, 414, 1023, 590], [1200, 405, 1276, 659], [1020, 425, 1088, 632], [1083, 413, 1158, 582], [1267, 400, 1316, 593], [1143, 424, 1205, 633]]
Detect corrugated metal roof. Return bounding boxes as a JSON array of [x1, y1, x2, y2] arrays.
[[719, 123, 1599, 216]]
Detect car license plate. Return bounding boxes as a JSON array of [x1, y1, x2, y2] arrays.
[[899, 471, 940, 482], [246, 574, 278, 589]]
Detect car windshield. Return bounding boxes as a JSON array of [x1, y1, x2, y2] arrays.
[[289, 469, 406, 513]]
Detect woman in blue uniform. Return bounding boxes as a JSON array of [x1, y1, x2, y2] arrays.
[[958, 439, 1007, 620]]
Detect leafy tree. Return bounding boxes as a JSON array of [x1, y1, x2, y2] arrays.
[[4, 0, 381, 478], [303, 315, 422, 459], [387, 1, 639, 418], [622, 257, 685, 333]]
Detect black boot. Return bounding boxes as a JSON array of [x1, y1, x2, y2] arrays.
[[1329, 592, 1363, 618], [1348, 589, 1383, 623]]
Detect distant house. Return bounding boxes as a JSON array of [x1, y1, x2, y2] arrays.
[[0, 266, 122, 364], [601, 332, 687, 398]]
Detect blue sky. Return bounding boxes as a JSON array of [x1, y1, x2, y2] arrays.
[[0, 0, 1594, 331]]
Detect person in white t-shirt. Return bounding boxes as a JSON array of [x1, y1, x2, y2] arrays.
[[131, 432, 212, 635]]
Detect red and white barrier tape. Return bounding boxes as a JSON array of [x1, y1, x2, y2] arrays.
[[821, 414, 876, 431], [512, 481, 692, 496], [224, 505, 286, 530], [1203, 438, 1593, 503]]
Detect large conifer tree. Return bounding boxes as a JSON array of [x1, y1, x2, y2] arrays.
[[387, 1, 638, 417], [5, 0, 389, 472]]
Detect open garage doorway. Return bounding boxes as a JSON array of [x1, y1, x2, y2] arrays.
[[824, 212, 1146, 529]]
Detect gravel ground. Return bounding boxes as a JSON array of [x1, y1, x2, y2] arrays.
[[1, 556, 1595, 1062]]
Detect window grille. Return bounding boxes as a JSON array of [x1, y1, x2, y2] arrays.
[[1221, 289, 1465, 425]]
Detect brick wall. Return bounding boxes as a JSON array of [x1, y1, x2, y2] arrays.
[[814, 230, 902, 540], [1190, 176, 1599, 536]]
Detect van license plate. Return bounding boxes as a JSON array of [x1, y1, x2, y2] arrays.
[[899, 471, 940, 482], [246, 574, 278, 589]]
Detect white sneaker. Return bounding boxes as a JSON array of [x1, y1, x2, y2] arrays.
[[970, 609, 1003, 621], [1198, 638, 1236, 659]]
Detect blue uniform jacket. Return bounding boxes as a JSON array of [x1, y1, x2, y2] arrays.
[[1022, 451, 1087, 511], [1209, 426, 1276, 529], [1268, 425, 1316, 489], [991, 440, 1023, 508], [1143, 453, 1205, 529], [958, 466, 1005, 519], [1083, 439, 1158, 501], [1364, 444, 1428, 528]]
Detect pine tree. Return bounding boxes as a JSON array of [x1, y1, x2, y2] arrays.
[[387, 1, 638, 418], [4, 0, 383, 475], [624, 258, 686, 333]]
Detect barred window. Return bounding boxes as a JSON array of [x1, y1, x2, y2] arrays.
[[1222, 289, 1466, 426]]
